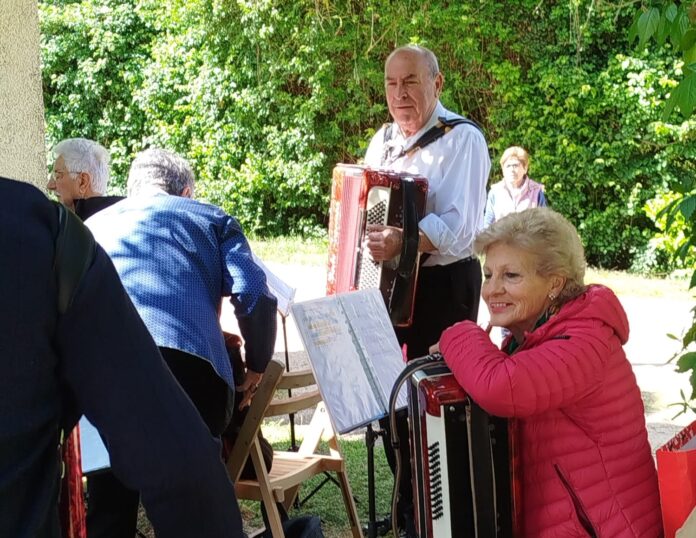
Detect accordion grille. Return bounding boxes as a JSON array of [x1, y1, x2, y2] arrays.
[[356, 198, 388, 290]]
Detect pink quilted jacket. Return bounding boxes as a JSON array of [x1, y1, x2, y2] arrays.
[[439, 285, 662, 537]]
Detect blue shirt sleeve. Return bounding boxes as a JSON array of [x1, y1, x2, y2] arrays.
[[219, 216, 277, 373]]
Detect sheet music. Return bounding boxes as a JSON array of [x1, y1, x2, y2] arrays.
[[252, 253, 296, 317], [291, 288, 408, 434]]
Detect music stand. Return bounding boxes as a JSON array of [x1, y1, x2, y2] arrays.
[[252, 255, 299, 449], [291, 289, 407, 537]]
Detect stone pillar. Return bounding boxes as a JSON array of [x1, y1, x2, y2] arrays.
[[0, 0, 47, 189]]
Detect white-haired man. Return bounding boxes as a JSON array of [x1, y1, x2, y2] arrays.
[[363, 44, 491, 537], [48, 138, 121, 219]]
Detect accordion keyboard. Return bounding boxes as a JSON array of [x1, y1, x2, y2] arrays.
[[357, 186, 389, 290]]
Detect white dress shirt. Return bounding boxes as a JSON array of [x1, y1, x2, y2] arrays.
[[364, 102, 490, 266]]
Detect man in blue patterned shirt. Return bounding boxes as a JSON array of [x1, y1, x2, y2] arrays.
[[86, 148, 277, 537]]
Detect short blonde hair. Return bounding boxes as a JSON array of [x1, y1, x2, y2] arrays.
[[499, 146, 529, 169], [474, 208, 586, 306]]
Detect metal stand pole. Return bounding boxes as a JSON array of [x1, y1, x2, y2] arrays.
[[281, 314, 299, 452], [364, 423, 390, 537]]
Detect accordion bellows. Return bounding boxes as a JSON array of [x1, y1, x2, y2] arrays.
[[326, 164, 428, 327]]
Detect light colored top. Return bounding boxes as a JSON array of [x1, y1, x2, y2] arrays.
[[483, 177, 547, 228], [364, 101, 491, 266]]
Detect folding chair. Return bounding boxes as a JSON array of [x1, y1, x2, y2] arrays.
[[227, 364, 362, 538]]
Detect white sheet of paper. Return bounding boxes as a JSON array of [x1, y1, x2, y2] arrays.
[[291, 288, 408, 434], [253, 254, 296, 317]]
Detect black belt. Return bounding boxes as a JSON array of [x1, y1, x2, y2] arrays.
[[422, 256, 477, 270]]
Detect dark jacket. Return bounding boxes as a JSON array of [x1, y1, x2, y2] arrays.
[[0, 177, 244, 537]]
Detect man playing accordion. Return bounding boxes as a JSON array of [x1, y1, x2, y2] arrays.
[[363, 44, 491, 537]]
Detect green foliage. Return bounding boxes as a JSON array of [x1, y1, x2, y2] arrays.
[[628, 0, 696, 415], [41, 0, 158, 190], [39, 0, 693, 267], [629, 1, 696, 119]]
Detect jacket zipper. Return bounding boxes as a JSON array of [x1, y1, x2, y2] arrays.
[[554, 464, 598, 538]]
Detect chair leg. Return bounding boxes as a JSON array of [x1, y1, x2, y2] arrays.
[[337, 469, 363, 538], [250, 440, 285, 538], [282, 485, 301, 512]]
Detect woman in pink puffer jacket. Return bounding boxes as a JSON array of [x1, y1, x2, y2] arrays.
[[437, 208, 662, 537]]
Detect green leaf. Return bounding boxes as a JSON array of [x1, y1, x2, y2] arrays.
[[662, 71, 696, 120], [686, 42, 696, 68], [665, 3, 678, 23], [670, 11, 690, 48], [638, 7, 661, 46], [628, 11, 641, 44], [690, 270, 696, 290], [676, 352, 696, 373], [685, 323, 696, 348], [679, 195, 696, 221], [657, 14, 669, 46], [681, 29, 696, 51]]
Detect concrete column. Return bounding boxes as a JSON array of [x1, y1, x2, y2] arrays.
[[0, 0, 47, 189]]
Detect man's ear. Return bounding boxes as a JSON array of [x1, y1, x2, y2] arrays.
[[434, 72, 444, 97], [180, 185, 193, 199], [76, 172, 91, 196]]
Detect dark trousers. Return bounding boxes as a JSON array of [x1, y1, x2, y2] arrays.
[[86, 348, 233, 538], [381, 257, 481, 530]]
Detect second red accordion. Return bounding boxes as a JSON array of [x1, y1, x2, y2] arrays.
[[409, 363, 518, 537], [326, 164, 428, 326]]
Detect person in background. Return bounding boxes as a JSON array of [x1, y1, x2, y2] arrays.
[[48, 137, 124, 538], [0, 176, 245, 537], [434, 207, 662, 537], [85, 148, 277, 537], [48, 138, 123, 219], [483, 146, 547, 228], [362, 44, 490, 536]]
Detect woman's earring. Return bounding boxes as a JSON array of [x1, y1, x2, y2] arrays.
[[549, 293, 556, 301]]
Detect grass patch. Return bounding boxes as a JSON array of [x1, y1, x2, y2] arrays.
[[241, 421, 394, 538], [586, 267, 692, 300], [135, 421, 394, 538], [249, 235, 328, 266]]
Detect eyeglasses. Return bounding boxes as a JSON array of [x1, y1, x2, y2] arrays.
[[50, 168, 78, 182], [504, 162, 523, 170]]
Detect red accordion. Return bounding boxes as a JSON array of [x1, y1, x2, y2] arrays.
[[326, 164, 428, 326], [409, 363, 518, 537]]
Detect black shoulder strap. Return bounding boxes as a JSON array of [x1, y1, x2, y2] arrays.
[[403, 116, 484, 159], [383, 116, 485, 165], [53, 203, 96, 314]]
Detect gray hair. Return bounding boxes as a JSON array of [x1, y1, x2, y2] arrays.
[[475, 208, 587, 307], [385, 44, 440, 79], [127, 148, 195, 197], [53, 138, 110, 195]]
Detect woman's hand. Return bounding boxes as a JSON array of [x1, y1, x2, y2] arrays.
[[429, 342, 440, 355]]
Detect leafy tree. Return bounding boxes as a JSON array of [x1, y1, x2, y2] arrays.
[[38, 0, 693, 270], [629, 0, 696, 414]]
